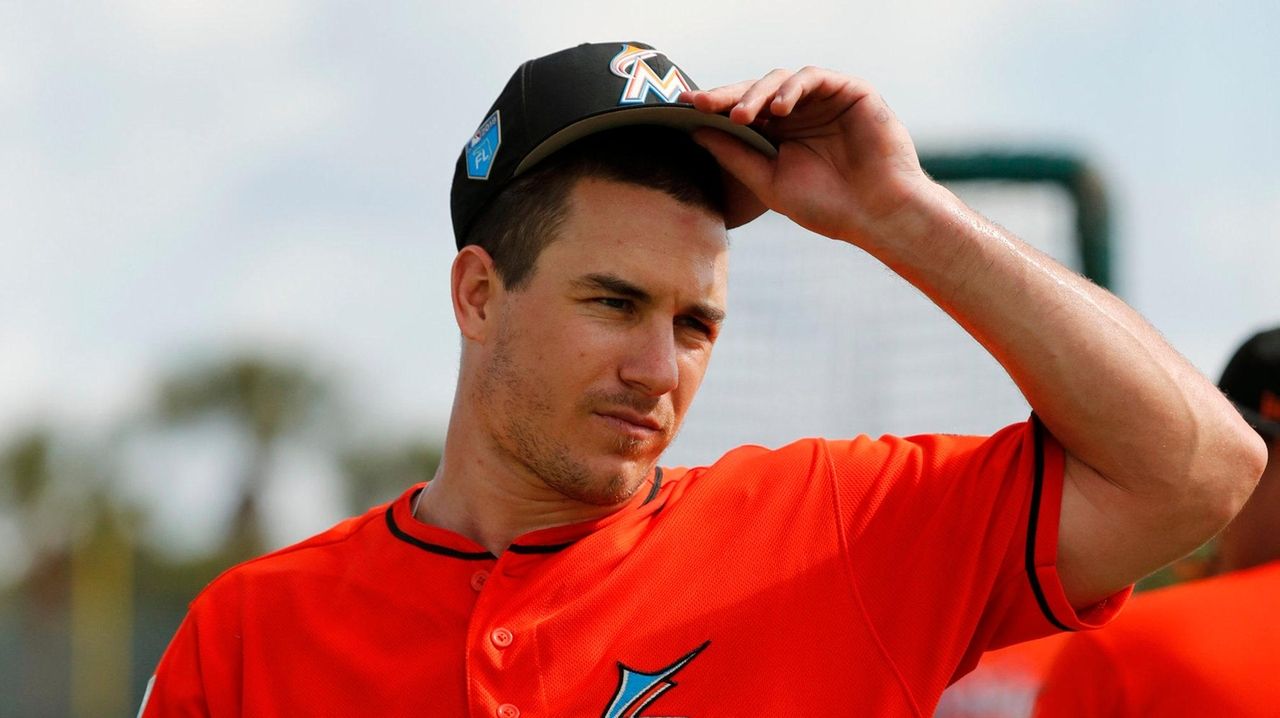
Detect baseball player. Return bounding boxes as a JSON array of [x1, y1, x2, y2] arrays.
[[1033, 327, 1280, 717], [139, 42, 1265, 716]]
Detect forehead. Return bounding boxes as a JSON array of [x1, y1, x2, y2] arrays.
[[534, 177, 729, 300]]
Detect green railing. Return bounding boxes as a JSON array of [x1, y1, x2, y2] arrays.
[[920, 151, 1113, 289]]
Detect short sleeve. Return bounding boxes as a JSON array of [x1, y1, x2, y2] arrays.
[[138, 611, 211, 717], [827, 417, 1129, 699], [140, 575, 247, 717]]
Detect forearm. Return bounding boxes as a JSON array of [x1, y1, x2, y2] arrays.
[[858, 183, 1209, 481], [858, 183, 1265, 593], [686, 65, 1265, 597]]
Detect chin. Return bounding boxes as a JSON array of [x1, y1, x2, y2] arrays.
[[566, 457, 656, 507]]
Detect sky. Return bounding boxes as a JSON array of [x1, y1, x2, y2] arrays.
[[2, 1, 1278, 549]]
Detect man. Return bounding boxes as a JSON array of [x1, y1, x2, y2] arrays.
[[140, 42, 1265, 716], [1034, 327, 1280, 717]]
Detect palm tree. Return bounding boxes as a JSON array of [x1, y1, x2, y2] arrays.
[[155, 355, 325, 558], [339, 439, 442, 514], [0, 430, 69, 714]]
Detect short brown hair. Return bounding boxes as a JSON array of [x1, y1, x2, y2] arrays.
[[462, 126, 725, 289]]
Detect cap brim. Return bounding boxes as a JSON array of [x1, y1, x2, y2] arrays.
[[514, 104, 776, 229]]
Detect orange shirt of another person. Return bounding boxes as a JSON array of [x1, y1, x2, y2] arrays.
[[935, 633, 1069, 718], [1034, 560, 1280, 717]]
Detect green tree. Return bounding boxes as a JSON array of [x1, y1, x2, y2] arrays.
[[339, 439, 442, 514], [155, 355, 326, 558]]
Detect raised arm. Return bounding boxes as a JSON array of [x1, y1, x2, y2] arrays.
[[682, 68, 1266, 607]]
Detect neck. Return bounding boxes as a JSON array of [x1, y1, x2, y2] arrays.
[[413, 397, 630, 556], [1215, 439, 1280, 574]]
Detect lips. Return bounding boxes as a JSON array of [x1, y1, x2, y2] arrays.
[[596, 409, 663, 432]]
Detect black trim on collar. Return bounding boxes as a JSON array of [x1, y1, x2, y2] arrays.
[[642, 466, 664, 505], [384, 505, 495, 560], [386, 467, 665, 560], [507, 542, 574, 554], [1024, 416, 1073, 632]]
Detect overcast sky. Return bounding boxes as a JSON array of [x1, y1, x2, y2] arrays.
[[3, 2, 1278, 548]]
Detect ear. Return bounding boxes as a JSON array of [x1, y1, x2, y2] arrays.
[[451, 245, 502, 342]]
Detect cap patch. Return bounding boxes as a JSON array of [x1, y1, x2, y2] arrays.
[[609, 44, 691, 105], [466, 110, 502, 180]]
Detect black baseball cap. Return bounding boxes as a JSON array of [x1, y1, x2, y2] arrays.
[[450, 41, 777, 248], [1219, 326, 1280, 439]]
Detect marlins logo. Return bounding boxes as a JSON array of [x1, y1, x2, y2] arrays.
[[599, 641, 709, 718], [609, 44, 692, 105]]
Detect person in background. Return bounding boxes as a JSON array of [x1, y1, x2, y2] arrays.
[[934, 634, 1070, 718]]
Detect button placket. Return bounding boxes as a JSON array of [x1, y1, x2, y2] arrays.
[[466, 553, 547, 718], [490, 626, 514, 648]]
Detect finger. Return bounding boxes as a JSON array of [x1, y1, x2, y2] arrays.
[[679, 80, 757, 113], [769, 65, 833, 117], [728, 68, 793, 125], [691, 128, 774, 209]]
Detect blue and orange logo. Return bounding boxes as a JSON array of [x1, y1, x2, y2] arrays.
[[609, 44, 692, 105], [600, 641, 709, 718]]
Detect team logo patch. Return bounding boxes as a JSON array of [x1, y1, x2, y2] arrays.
[[466, 110, 501, 180], [600, 641, 709, 718], [609, 44, 692, 105]]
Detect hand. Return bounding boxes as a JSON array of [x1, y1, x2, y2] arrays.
[[681, 68, 937, 246]]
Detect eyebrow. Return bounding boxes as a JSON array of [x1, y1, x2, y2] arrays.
[[572, 272, 726, 325]]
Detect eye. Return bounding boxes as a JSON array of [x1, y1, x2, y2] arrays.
[[595, 297, 633, 311], [677, 316, 713, 337]]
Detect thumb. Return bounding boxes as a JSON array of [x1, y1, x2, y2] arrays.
[[692, 128, 775, 207]]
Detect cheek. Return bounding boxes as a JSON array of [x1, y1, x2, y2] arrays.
[[673, 352, 712, 408], [521, 318, 615, 392]]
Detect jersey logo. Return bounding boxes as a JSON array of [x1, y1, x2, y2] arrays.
[[600, 641, 709, 718], [609, 44, 692, 105]]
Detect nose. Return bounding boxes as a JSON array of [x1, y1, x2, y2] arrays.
[[618, 320, 680, 397]]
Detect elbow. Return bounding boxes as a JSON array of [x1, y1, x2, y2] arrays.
[[1159, 410, 1269, 549], [1204, 421, 1268, 529]]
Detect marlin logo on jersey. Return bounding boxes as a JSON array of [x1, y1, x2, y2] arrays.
[[599, 641, 709, 718], [609, 44, 692, 105]]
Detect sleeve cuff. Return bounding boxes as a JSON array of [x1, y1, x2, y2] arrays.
[[1025, 415, 1133, 631]]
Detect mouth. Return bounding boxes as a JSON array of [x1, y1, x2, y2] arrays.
[[594, 409, 663, 435]]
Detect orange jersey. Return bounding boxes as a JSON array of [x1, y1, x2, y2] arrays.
[[1034, 560, 1280, 717], [141, 419, 1127, 717], [934, 634, 1070, 718]]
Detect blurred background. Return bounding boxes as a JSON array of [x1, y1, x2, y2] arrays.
[[1, 1, 1277, 714]]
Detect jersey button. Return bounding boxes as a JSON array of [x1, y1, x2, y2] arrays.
[[490, 627, 514, 648], [470, 570, 489, 592], [496, 704, 520, 718]]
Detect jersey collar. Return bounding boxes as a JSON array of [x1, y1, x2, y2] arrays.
[[385, 467, 668, 559]]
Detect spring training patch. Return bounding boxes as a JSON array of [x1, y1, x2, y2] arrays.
[[466, 110, 501, 180]]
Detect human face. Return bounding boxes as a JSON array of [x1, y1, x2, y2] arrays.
[[474, 177, 729, 506]]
